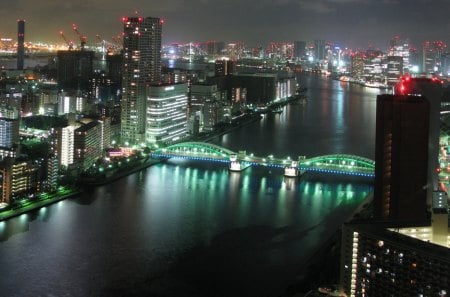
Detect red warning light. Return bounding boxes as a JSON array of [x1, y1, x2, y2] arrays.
[[138, 17, 143, 22], [121, 17, 128, 22], [160, 19, 165, 24]]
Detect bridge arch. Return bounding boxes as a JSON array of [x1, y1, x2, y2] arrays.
[[302, 154, 375, 172], [154, 142, 237, 159]]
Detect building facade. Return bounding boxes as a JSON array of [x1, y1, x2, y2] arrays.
[[146, 83, 188, 145], [374, 94, 430, 221], [120, 16, 162, 145], [74, 121, 102, 171], [340, 222, 450, 297], [57, 50, 94, 92]]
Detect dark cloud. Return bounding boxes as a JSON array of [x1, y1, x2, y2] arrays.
[[0, 0, 449, 49]]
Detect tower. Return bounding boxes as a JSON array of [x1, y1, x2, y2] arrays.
[[374, 94, 430, 221], [17, 19, 25, 70], [314, 39, 325, 62], [120, 16, 162, 145], [374, 77, 443, 221]]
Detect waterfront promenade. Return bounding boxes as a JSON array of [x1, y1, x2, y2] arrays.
[[0, 187, 79, 221]]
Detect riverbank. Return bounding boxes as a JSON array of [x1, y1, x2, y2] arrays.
[[79, 158, 164, 187], [0, 188, 79, 222]]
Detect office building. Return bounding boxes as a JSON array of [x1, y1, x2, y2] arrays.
[[146, 83, 187, 145], [422, 41, 447, 74], [294, 41, 306, 61], [351, 52, 365, 78], [121, 16, 162, 145], [57, 50, 94, 92], [374, 94, 430, 221], [395, 78, 443, 205], [388, 36, 411, 73], [215, 59, 235, 77], [17, 20, 25, 70], [314, 39, 326, 61], [385, 56, 403, 85]]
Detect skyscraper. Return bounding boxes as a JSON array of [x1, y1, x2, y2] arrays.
[[374, 94, 430, 221], [394, 78, 443, 204], [314, 39, 326, 61], [120, 16, 162, 145], [57, 50, 94, 92], [17, 19, 25, 70], [294, 41, 306, 61]]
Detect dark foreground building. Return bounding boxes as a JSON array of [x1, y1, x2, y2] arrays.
[[340, 219, 450, 297], [374, 94, 430, 221]]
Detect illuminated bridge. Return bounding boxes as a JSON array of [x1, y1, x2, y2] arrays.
[[151, 142, 375, 178]]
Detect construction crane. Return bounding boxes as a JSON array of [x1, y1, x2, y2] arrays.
[[59, 30, 73, 50], [72, 23, 87, 50]]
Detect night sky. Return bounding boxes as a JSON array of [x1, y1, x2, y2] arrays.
[[1, 0, 450, 49]]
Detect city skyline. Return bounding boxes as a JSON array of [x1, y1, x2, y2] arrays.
[[1, 0, 450, 49]]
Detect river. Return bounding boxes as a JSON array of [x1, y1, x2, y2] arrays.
[[0, 74, 380, 297]]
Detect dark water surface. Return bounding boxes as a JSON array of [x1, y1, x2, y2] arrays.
[[0, 75, 380, 297]]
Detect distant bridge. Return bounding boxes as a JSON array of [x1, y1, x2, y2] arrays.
[[151, 142, 375, 178]]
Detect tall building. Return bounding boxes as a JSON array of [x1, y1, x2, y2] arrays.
[[146, 83, 188, 145], [121, 16, 162, 145], [394, 78, 443, 204], [385, 56, 403, 85], [17, 19, 25, 70], [74, 121, 103, 171], [57, 50, 95, 92], [215, 59, 235, 76], [314, 39, 326, 61], [351, 52, 365, 78], [388, 36, 411, 72], [374, 94, 430, 221], [422, 41, 447, 74], [294, 41, 306, 61], [0, 117, 19, 159]]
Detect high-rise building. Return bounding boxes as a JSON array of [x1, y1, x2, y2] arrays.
[[314, 39, 326, 62], [388, 36, 411, 73], [74, 121, 103, 171], [0, 118, 19, 151], [394, 78, 443, 204], [422, 41, 447, 74], [57, 50, 95, 92], [146, 83, 187, 145], [121, 16, 162, 145], [17, 19, 25, 70], [56, 126, 76, 167], [374, 94, 430, 221], [294, 41, 306, 61], [385, 56, 403, 85], [351, 52, 365, 78], [215, 59, 235, 76]]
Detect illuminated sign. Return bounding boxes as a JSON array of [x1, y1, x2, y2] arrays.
[[164, 86, 175, 91]]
